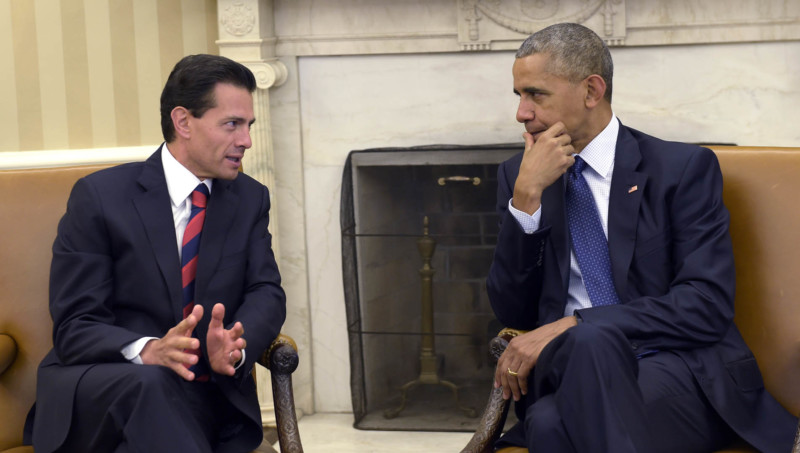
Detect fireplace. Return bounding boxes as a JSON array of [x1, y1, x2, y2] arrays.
[[340, 144, 521, 431]]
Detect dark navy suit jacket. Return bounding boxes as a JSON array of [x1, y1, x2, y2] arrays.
[[487, 122, 796, 452], [29, 148, 286, 453]]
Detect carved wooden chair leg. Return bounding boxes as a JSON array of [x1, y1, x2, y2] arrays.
[[461, 385, 511, 453], [260, 334, 304, 453], [462, 328, 529, 453]]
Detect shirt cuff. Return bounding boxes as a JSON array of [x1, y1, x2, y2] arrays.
[[234, 349, 246, 370], [508, 198, 542, 234], [121, 337, 159, 364]]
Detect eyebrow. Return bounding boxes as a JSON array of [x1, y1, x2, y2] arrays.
[[224, 116, 256, 126], [514, 87, 550, 96]]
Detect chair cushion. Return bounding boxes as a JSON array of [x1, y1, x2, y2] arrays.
[[495, 437, 755, 452], [1, 446, 35, 453]]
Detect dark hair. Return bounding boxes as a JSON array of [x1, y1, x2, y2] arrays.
[[516, 23, 613, 103], [160, 54, 257, 142]]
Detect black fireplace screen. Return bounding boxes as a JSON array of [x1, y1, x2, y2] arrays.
[[340, 144, 521, 431]]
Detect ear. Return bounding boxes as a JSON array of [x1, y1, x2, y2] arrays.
[[584, 74, 607, 108], [171, 106, 192, 140]]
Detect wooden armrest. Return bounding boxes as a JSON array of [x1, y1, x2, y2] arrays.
[[0, 333, 17, 375], [461, 328, 529, 453], [259, 334, 299, 374], [258, 334, 303, 453]]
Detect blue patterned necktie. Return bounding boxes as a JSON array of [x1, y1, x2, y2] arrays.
[[566, 156, 620, 307], [181, 183, 210, 380]]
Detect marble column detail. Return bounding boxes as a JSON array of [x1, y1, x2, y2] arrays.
[[216, 0, 288, 429]]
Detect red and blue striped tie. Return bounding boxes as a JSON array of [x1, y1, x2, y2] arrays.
[[181, 183, 209, 380]]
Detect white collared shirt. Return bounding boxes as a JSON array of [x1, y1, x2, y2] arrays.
[[508, 115, 620, 316], [161, 143, 212, 259]]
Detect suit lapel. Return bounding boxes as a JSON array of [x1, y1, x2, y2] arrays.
[[133, 147, 184, 321], [542, 176, 570, 290], [194, 178, 239, 308], [608, 124, 647, 300]]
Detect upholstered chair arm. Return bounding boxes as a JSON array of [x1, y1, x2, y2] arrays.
[[258, 334, 303, 453], [0, 334, 17, 376], [461, 328, 529, 453]]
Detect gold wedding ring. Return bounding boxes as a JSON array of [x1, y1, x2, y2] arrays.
[[507, 367, 519, 377]]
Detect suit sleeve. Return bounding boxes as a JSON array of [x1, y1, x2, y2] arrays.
[[228, 185, 286, 379], [50, 177, 143, 364], [486, 159, 550, 330], [578, 147, 736, 352]]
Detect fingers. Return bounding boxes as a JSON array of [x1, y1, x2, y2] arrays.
[[139, 334, 201, 381], [541, 121, 567, 139], [177, 304, 203, 337], [522, 131, 534, 151], [494, 336, 537, 401], [209, 303, 225, 330]]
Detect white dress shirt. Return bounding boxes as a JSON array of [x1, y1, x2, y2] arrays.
[[508, 115, 620, 317]]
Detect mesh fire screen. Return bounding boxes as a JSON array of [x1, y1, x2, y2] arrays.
[[340, 144, 521, 432]]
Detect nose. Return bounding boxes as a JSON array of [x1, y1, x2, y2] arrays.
[[238, 126, 252, 149], [516, 98, 534, 124]]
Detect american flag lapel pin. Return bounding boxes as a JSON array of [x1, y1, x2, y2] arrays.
[[628, 185, 638, 194]]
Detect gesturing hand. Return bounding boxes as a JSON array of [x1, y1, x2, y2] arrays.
[[494, 316, 578, 401], [140, 304, 204, 381], [206, 303, 246, 376]]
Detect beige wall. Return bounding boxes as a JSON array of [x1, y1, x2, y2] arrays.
[[0, 0, 218, 152]]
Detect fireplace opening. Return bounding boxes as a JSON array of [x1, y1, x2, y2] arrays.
[[340, 144, 521, 431]]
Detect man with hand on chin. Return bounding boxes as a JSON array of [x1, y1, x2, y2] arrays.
[[488, 23, 795, 452], [26, 54, 285, 453]]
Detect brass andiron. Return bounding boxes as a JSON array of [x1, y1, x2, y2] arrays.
[[384, 216, 476, 419]]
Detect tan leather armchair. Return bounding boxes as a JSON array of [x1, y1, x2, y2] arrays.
[[463, 146, 800, 453], [0, 164, 302, 453]]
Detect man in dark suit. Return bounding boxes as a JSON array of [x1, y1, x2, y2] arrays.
[[26, 54, 286, 452], [488, 23, 796, 452]]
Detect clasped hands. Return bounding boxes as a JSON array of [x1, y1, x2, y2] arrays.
[[140, 303, 246, 381], [494, 316, 577, 401]]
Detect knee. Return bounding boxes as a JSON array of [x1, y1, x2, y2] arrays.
[[121, 365, 181, 398], [557, 323, 629, 356], [525, 396, 572, 450], [537, 323, 634, 377]]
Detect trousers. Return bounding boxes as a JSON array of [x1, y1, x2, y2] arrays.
[[56, 363, 249, 453], [498, 323, 734, 453]]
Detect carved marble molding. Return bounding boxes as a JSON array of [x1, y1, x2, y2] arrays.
[[242, 59, 288, 90], [271, 0, 799, 56], [220, 1, 257, 37], [458, 0, 627, 50]]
